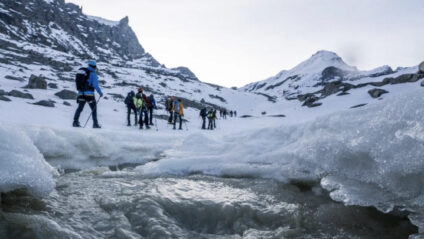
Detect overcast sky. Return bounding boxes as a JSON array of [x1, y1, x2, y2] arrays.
[[66, 0, 424, 87]]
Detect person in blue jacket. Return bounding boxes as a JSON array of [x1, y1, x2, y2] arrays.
[[73, 60, 103, 128]]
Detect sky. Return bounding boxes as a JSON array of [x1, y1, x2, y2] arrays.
[[66, 0, 424, 87]]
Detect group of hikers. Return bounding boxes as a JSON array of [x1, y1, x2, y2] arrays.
[[72, 60, 236, 130]]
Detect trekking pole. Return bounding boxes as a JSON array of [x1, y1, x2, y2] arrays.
[[184, 119, 189, 131], [154, 116, 158, 131], [83, 96, 101, 128]]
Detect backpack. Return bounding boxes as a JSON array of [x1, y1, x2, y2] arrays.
[[75, 68, 91, 92], [200, 108, 207, 117], [124, 92, 134, 105], [146, 95, 153, 108]]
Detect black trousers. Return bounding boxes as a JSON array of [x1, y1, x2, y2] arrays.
[[173, 113, 182, 129], [201, 116, 206, 129], [168, 111, 174, 123], [74, 95, 97, 123], [127, 104, 137, 125], [149, 107, 154, 124], [139, 108, 149, 128]]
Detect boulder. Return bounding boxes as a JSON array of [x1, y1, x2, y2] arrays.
[[63, 101, 71, 106], [26, 75, 47, 89], [55, 90, 78, 100], [368, 88, 388, 98], [419, 61, 424, 74], [8, 90, 34, 99], [5, 75, 25, 82], [33, 100, 55, 107], [48, 83, 58, 89], [0, 95, 11, 102]]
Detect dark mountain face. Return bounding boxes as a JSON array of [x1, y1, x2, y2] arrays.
[[0, 0, 144, 60]]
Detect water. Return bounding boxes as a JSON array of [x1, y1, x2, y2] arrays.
[[0, 165, 417, 239]]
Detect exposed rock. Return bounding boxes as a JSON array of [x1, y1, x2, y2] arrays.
[[63, 101, 71, 106], [108, 93, 125, 101], [0, 95, 11, 102], [26, 75, 47, 89], [350, 104, 367, 109], [321, 66, 346, 82], [255, 92, 277, 103], [8, 90, 34, 99], [337, 92, 350, 96], [33, 100, 55, 107], [240, 115, 253, 118], [421, 80, 424, 87], [368, 88, 388, 98], [268, 114, 286, 118], [55, 90, 78, 100], [48, 83, 58, 89], [209, 94, 227, 103], [419, 61, 424, 74], [0, 89, 6, 95], [5, 75, 25, 82], [261, 112, 267, 115]]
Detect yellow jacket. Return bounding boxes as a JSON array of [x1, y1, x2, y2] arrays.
[[179, 102, 184, 115]]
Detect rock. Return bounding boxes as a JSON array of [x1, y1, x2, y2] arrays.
[[107, 93, 124, 101], [33, 100, 55, 107], [240, 115, 253, 118], [63, 101, 71, 106], [0, 89, 6, 95], [337, 92, 350, 96], [0, 95, 11, 101], [8, 90, 34, 99], [301, 94, 322, 107], [261, 112, 267, 115], [368, 88, 388, 98], [350, 103, 367, 109], [55, 90, 78, 100], [419, 61, 424, 74], [48, 83, 58, 89], [269, 114, 286, 118], [5, 75, 25, 82], [421, 80, 424, 87], [26, 75, 47, 89]]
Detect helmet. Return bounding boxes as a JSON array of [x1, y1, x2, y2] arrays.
[[138, 87, 143, 92], [88, 60, 97, 67]]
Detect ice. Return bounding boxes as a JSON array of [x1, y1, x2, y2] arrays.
[[0, 126, 56, 197], [137, 88, 424, 228]]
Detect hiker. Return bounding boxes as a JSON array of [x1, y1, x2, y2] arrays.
[[124, 91, 137, 126], [200, 107, 207, 130], [212, 109, 217, 129], [230, 110, 233, 117], [223, 109, 227, 119], [73, 60, 103, 128], [135, 88, 150, 129], [173, 98, 184, 130], [147, 94, 157, 125], [165, 96, 175, 124], [234, 110, 237, 117], [207, 108, 214, 130]]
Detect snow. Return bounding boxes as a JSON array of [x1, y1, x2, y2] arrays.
[[87, 15, 119, 27], [0, 125, 56, 197]]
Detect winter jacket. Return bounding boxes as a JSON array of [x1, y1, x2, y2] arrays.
[[148, 95, 157, 109], [78, 66, 102, 96], [133, 94, 143, 109], [173, 101, 184, 115]]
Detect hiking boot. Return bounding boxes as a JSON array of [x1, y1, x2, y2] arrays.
[[73, 121, 81, 127], [93, 122, 101, 129], [179, 128, 183, 130], [127, 123, 131, 127], [139, 126, 143, 130], [150, 122, 154, 126], [146, 126, 151, 129]]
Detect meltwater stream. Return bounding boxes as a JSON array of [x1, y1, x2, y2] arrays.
[[0, 165, 417, 239]]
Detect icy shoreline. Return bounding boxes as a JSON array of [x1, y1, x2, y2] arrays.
[[1, 89, 424, 237]]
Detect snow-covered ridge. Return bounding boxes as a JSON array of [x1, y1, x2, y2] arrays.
[[87, 15, 119, 27]]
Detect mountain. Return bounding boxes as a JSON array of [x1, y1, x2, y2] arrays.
[[0, 0, 272, 118], [242, 50, 423, 107]]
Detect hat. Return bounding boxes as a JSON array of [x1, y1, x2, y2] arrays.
[[88, 60, 97, 67], [138, 87, 143, 92]]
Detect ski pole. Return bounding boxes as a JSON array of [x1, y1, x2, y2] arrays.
[[154, 116, 158, 131], [83, 96, 101, 128]]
